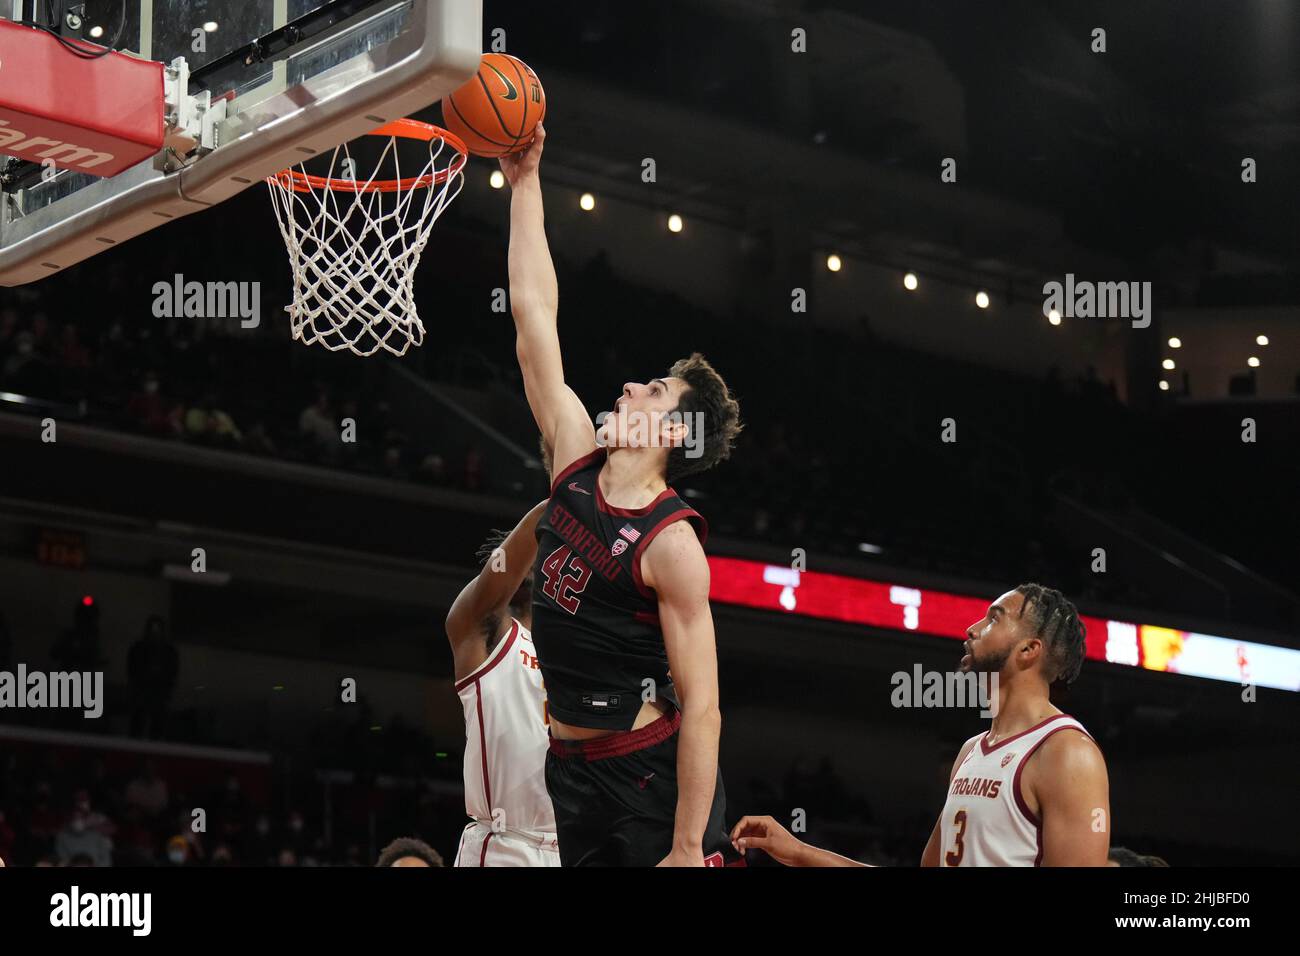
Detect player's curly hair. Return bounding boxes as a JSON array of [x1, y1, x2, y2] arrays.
[[475, 530, 509, 566], [666, 352, 743, 482], [1015, 583, 1086, 686], [1108, 846, 1169, 867], [376, 836, 444, 867]]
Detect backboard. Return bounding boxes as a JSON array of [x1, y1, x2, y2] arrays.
[[0, 0, 481, 285]]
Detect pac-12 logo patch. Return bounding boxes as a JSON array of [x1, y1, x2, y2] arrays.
[[703, 851, 725, 867], [611, 538, 629, 556], [1001, 753, 1016, 768]]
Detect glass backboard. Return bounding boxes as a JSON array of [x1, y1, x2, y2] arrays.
[[0, 0, 481, 285]]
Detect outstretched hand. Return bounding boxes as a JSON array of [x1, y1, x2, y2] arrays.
[[730, 815, 804, 866], [499, 123, 546, 187]]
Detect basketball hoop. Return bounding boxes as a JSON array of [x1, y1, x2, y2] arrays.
[[266, 119, 468, 357]]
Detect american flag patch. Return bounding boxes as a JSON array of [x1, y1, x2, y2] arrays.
[[619, 524, 641, 543]]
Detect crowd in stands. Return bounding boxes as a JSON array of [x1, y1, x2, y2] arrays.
[[0, 729, 1208, 866], [4, 232, 1299, 631], [0, 293, 489, 493], [0, 748, 363, 867]]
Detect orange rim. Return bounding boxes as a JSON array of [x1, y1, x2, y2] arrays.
[[269, 119, 469, 194]]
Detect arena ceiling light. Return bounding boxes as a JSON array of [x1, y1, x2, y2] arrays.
[[1162, 358, 1176, 370], [826, 254, 842, 272], [489, 170, 505, 189], [1256, 334, 1269, 346], [667, 213, 684, 233], [1248, 356, 1261, 368], [1168, 337, 1182, 348], [903, 272, 918, 291], [579, 192, 596, 211], [1048, 308, 1061, 325], [89, 25, 104, 38], [204, 21, 219, 32], [1159, 380, 1170, 391], [975, 290, 990, 309]]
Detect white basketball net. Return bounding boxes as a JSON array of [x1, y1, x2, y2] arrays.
[[266, 127, 466, 357]]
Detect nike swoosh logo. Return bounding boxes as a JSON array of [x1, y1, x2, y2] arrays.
[[486, 63, 519, 101], [568, 482, 591, 495]]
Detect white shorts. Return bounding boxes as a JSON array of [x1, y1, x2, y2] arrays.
[[454, 821, 561, 867]]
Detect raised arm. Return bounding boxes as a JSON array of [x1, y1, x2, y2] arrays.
[[445, 500, 547, 681], [498, 126, 597, 474], [641, 521, 720, 866]]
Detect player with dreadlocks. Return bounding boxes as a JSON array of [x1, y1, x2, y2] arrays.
[[446, 498, 560, 866], [731, 584, 1111, 866]]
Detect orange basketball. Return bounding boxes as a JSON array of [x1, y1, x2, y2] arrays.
[[442, 53, 546, 158]]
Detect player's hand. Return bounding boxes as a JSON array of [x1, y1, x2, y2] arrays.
[[656, 845, 706, 867], [730, 815, 804, 866], [498, 123, 546, 186]]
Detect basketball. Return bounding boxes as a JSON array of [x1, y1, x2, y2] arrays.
[[442, 53, 546, 158]]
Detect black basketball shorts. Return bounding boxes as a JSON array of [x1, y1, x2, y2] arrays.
[[544, 708, 745, 867]]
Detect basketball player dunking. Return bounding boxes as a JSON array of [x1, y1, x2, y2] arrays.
[[731, 584, 1111, 866], [499, 126, 745, 866], [447, 501, 560, 866]]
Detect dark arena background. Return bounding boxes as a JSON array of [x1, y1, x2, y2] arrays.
[[0, 0, 1296, 935]]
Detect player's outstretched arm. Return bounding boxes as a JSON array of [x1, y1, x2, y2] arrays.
[[499, 126, 597, 474], [1033, 731, 1110, 866], [445, 500, 547, 681], [731, 815, 871, 867], [643, 522, 720, 866]]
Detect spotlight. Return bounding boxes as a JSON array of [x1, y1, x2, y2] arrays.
[[489, 170, 505, 189], [903, 272, 918, 291], [975, 290, 990, 309], [1048, 309, 1061, 326], [1168, 337, 1181, 348], [1159, 380, 1170, 392], [204, 21, 219, 32], [1256, 334, 1269, 346], [667, 214, 684, 233], [826, 254, 842, 272], [89, 25, 104, 38], [579, 192, 595, 211], [1162, 359, 1176, 370], [1248, 356, 1260, 368]]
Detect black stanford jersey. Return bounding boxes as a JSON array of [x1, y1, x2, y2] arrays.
[[531, 449, 707, 731]]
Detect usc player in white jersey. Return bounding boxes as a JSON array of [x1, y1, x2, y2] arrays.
[[447, 501, 560, 866], [730, 584, 1110, 867]]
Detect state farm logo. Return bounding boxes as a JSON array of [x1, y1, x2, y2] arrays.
[[0, 119, 116, 171]]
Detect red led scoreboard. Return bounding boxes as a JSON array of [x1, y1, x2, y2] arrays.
[[707, 556, 1300, 692]]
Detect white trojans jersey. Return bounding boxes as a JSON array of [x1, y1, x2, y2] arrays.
[[938, 713, 1091, 867], [456, 619, 556, 836]]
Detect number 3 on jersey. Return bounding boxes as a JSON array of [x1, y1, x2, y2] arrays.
[[540, 545, 592, 614]]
